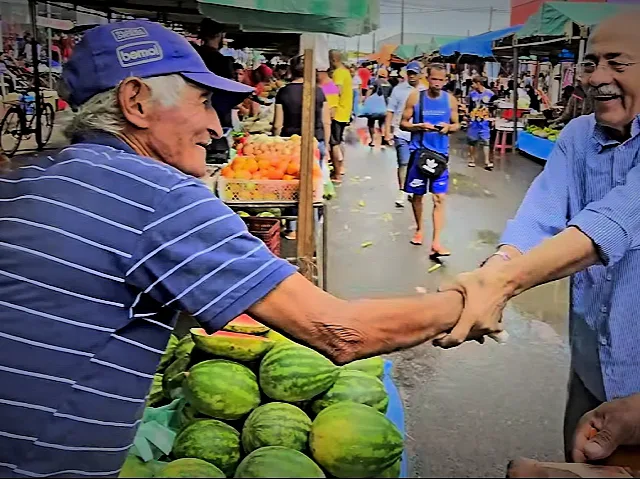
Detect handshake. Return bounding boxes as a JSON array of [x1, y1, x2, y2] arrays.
[[431, 250, 518, 349]]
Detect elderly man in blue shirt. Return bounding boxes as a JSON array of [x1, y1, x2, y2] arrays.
[[0, 21, 471, 477], [436, 11, 640, 461]]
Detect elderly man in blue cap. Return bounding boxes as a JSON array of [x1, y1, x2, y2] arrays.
[[0, 20, 486, 477]]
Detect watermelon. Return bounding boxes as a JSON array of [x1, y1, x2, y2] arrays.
[[309, 403, 403, 478], [146, 373, 164, 407], [242, 402, 312, 453], [234, 446, 325, 478], [342, 357, 384, 379], [157, 334, 179, 371], [118, 456, 156, 478], [378, 460, 401, 478], [172, 419, 241, 475], [185, 360, 261, 420], [311, 370, 388, 415], [224, 314, 270, 335], [175, 335, 195, 358], [163, 355, 190, 399], [259, 344, 339, 402], [191, 328, 274, 362], [155, 458, 225, 478], [265, 329, 294, 344]]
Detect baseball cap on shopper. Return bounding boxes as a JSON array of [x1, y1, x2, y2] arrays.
[[60, 20, 253, 113], [406, 61, 421, 74]]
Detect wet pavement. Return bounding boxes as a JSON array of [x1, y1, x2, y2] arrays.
[[326, 129, 570, 477]]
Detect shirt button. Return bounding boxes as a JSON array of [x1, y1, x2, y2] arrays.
[[601, 305, 608, 313], [606, 274, 612, 281], [599, 337, 608, 346]]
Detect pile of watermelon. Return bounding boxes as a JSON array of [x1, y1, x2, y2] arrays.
[[123, 314, 404, 479]]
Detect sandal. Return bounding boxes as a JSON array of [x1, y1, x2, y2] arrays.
[[468, 161, 476, 167], [410, 232, 423, 245], [484, 162, 494, 171], [429, 249, 451, 260]]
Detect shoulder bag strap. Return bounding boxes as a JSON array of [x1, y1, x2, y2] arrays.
[[419, 89, 425, 145]]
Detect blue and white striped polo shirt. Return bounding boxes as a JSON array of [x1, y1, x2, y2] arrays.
[[0, 132, 296, 477]]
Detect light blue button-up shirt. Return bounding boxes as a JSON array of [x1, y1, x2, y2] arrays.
[[501, 114, 640, 402]]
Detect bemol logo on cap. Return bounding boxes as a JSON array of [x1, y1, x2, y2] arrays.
[[111, 27, 149, 42], [116, 41, 163, 67]]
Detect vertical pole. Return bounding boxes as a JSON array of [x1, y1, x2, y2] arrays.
[[296, 48, 316, 282], [400, 0, 405, 45], [577, 37, 586, 66], [357, 35, 360, 61], [29, 0, 42, 149], [488, 6, 494, 31], [512, 44, 519, 145], [47, 1, 52, 89], [372, 31, 376, 53]]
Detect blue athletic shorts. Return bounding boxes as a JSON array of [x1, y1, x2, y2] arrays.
[[394, 137, 411, 167], [467, 124, 491, 145], [404, 152, 449, 196]]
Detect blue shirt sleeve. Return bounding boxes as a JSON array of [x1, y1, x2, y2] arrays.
[[387, 89, 399, 113], [569, 163, 640, 266], [500, 129, 571, 252], [125, 181, 297, 331]]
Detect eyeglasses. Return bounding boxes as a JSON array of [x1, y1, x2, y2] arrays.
[[578, 59, 639, 74]]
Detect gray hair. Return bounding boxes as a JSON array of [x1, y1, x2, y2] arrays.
[[64, 74, 187, 138], [426, 63, 446, 77]]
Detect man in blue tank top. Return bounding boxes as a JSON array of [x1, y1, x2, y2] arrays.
[[400, 64, 460, 255]]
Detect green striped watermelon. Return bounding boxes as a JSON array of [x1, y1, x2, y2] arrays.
[[155, 458, 225, 478], [342, 357, 384, 379], [310, 370, 389, 415], [310, 403, 403, 478], [157, 334, 179, 372], [172, 419, 241, 476], [264, 329, 294, 344], [174, 335, 195, 358], [162, 355, 190, 399], [378, 459, 401, 478], [185, 360, 261, 420], [242, 402, 312, 453], [191, 328, 274, 362], [234, 446, 325, 478], [224, 314, 270, 335], [259, 344, 339, 402]]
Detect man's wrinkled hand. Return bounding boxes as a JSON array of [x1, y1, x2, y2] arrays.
[[434, 266, 513, 348], [572, 393, 640, 463]]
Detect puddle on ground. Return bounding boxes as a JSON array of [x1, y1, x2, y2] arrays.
[[448, 172, 494, 198], [508, 280, 570, 338], [475, 229, 501, 246]]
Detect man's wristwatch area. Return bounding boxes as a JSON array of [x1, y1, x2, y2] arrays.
[[480, 251, 511, 268]]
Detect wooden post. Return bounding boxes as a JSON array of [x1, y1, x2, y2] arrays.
[[296, 48, 316, 281], [29, 0, 43, 149]]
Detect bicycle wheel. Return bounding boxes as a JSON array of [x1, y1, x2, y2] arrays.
[[0, 106, 24, 157], [39, 103, 55, 148]]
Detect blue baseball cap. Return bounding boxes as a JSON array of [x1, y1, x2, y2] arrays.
[[406, 61, 422, 74], [61, 20, 253, 112]]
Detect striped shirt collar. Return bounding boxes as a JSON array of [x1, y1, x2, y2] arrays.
[[593, 115, 640, 150], [71, 131, 136, 155]]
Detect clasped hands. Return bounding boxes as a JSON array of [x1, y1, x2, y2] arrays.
[[432, 256, 517, 348]]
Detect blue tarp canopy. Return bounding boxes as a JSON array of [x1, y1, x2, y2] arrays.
[[439, 25, 522, 57]]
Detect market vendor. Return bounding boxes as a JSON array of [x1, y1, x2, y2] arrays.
[[0, 20, 477, 477], [436, 10, 640, 462]]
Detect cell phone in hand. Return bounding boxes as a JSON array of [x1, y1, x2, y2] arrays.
[[433, 124, 444, 132]]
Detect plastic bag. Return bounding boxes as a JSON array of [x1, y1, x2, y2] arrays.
[[360, 93, 387, 118]]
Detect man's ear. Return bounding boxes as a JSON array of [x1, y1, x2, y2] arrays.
[[117, 77, 154, 129]]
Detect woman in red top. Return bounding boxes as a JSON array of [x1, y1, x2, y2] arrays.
[[241, 64, 273, 116]]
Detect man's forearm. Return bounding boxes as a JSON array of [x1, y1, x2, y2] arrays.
[[499, 227, 600, 297], [250, 273, 462, 364], [401, 121, 425, 132], [385, 111, 394, 137]]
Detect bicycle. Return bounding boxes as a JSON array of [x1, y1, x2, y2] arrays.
[[0, 90, 55, 157]]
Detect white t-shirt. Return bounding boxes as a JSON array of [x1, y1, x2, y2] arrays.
[[352, 75, 362, 90], [386, 82, 426, 141]]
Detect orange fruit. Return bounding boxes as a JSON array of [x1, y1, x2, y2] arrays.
[[258, 159, 271, 171], [244, 145, 255, 155], [232, 157, 247, 171], [235, 170, 252, 180], [246, 158, 259, 173], [283, 174, 295, 181], [221, 167, 235, 178], [286, 162, 300, 176], [267, 168, 284, 180]]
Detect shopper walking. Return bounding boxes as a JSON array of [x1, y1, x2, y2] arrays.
[[329, 50, 353, 182], [364, 68, 393, 148], [385, 61, 422, 207], [400, 64, 460, 255], [466, 75, 497, 170]]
